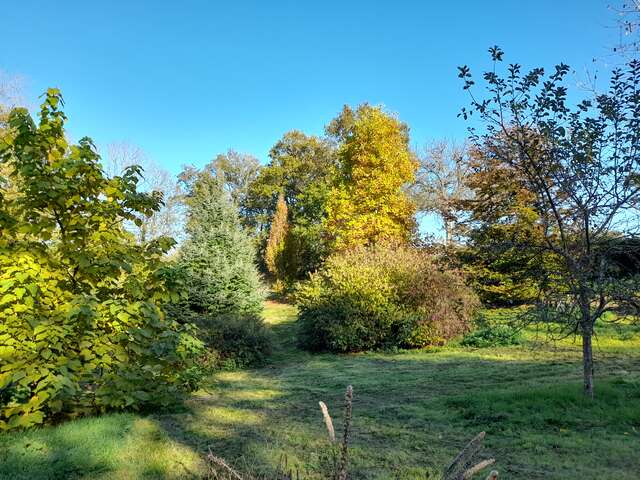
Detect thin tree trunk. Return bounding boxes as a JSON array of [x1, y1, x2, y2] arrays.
[[582, 328, 594, 398]]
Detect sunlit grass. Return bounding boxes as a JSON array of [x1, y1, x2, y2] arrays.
[[0, 414, 204, 479], [1, 303, 639, 479]]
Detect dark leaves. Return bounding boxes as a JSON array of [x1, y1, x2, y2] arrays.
[[489, 45, 504, 62]]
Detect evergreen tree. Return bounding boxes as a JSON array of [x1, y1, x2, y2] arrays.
[[264, 192, 289, 281], [178, 167, 263, 316], [325, 104, 418, 251]]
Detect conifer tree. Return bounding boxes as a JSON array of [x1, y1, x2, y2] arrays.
[[264, 192, 289, 280], [178, 167, 263, 316]]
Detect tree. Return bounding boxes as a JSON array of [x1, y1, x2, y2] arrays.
[[0, 72, 26, 200], [457, 143, 555, 305], [325, 104, 418, 251], [105, 142, 182, 243], [209, 149, 261, 218], [459, 47, 640, 396], [611, 1, 640, 56], [0, 71, 25, 127], [411, 140, 471, 245], [245, 131, 337, 277], [0, 90, 202, 430], [177, 166, 263, 317], [264, 192, 289, 282]]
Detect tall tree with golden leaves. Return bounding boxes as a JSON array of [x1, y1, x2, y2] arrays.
[[325, 104, 418, 251], [264, 192, 289, 279]]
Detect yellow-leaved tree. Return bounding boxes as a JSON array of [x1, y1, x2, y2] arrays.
[[325, 104, 417, 251], [264, 192, 289, 282]]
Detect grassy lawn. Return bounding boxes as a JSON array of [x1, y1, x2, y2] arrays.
[[2, 300, 640, 479]]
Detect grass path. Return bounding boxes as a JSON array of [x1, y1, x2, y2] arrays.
[[2, 301, 640, 479]]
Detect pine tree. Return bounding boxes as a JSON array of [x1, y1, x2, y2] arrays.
[[325, 104, 418, 251], [178, 168, 263, 316], [264, 192, 289, 280]]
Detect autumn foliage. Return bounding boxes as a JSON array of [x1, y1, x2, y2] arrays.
[[264, 192, 289, 283], [325, 105, 418, 251], [0, 91, 202, 431], [297, 243, 478, 352]]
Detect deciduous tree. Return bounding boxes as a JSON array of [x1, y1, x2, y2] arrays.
[[246, 131, 337, 278], [457, 143, 555, 305], [0, 90, 202, 430], [325, 104, 418, 251], [611, 0, 640, 56], [210, 149, 261, 214], [459, 47, 640, 396], [105, 142, 182, 243], [411, 140, 471, 245]]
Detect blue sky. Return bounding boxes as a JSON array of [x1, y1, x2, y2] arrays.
[[3, 0, 623, 177]]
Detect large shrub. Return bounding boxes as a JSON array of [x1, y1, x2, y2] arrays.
[[297, 244, 478, 352], [0, 91, 203, 431]]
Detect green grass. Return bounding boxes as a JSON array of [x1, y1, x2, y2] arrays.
[[2, 302, 640, 479]]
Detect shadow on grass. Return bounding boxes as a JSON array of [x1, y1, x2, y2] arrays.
[[155, 343, 640, 480], [0, 412, 204, 480], [2, 310, 640, 480]]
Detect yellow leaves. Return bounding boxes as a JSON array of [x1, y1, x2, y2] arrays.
[[325, 105, 417, 251], [265, 192, 289, 278], [65, 194, 81, 207], [0, 293, 16, 305]]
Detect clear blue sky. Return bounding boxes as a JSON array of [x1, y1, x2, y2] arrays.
[[3, 1, 621, 175]]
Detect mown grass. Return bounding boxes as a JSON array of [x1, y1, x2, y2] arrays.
[[1, 302, 639, 479]]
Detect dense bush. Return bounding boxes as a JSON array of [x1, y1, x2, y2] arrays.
[[296, 244, 478, 352], [0, 91, 203, 431], [192, 313, 272, 369], [460, 310, 523, 348]]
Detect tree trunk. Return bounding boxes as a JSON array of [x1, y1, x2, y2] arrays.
[[582, 329, 594, 398]]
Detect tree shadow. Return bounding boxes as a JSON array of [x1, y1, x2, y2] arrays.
[[2, 315, 639, 480], [0, 412, 204, 480], [155, 336, 640, 479]]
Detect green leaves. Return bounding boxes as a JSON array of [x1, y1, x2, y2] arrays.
[[176, 166, 264, 319], [297, 244, 478, 353], [0, 90, 204, 431]]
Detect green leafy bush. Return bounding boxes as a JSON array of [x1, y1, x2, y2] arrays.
[[296, 244, 478, 352], [192, 313, 272, 369], [0, 91, 203, 431]]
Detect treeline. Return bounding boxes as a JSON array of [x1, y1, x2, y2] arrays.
[[1, 49, 639, 431], [161, 47, 640, 402], [220, 104, 419, 288], [152, 51, 640, 401]]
